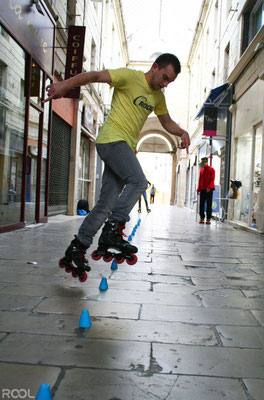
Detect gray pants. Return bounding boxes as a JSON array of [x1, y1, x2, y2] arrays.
[[78, 141, 148, 247]]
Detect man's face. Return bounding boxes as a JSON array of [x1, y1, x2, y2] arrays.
[[150, 63, 178, 90], [202, 159, 208, 167]]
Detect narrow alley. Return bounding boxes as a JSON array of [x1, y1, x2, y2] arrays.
[[0, 206, 263, 399]]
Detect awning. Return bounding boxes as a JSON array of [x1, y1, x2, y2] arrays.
[[195, 83, 229, 119]]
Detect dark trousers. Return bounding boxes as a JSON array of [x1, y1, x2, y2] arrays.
[[200, 190, 213, 220], [138, 192, 149, 210]]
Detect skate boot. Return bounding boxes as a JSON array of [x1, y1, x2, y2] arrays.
[[91, 220, 138, 265], [138, 208, 141, 213], [59, 236, 91, 282], [147, 208, 151, 213], [199, 219, 204, 224]]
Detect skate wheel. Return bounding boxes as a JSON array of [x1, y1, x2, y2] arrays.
[[59, 258, 66, 269], [91, 250, 102, 261], [72, 271, 79, 278], [103, 255, 113, 262], [115, 256, 125, 264], [126, 254, 138, 265], [79, 271, 87, 282]]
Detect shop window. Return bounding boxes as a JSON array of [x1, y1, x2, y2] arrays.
[[234, 132, 252, 225], [214, 1, 219, 43], [30, 60, 44, 106], [223, 42, 230, 82], [241, 0, 264, 54], [90, 40, 96, 71], [252, 125, 262, 229], [234, 126, 263, 229], [0, 27, 26, 225]]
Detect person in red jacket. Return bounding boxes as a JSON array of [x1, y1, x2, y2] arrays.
[[197, 157, 215, 224]]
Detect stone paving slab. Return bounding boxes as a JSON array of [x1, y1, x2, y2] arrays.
[[0, 294, 43, 312], [243, 379, 264, 400], [191, 277, 231, 288], [216, 325, 264, 348], [151, 265, 224, 278], [141, 304, 259, 325], [0, 271, 65, 284], [181, 255, 240, 263], [153, 343, 264, 378], [242, 290, 264, 298], [82, 287, 201, 306], [184, 261, 217, 268], [0, 333, 150, 370], [197, 290, 264, 310], [64, 277, 151, 291], [34, 297, 140, 319], [53, 368, 176, 400], [152, 283, 197, 293], [166, 375, 248, 400], [100, 271, 151, 281], [224, 278, 264, 289], [0, 363, 60, 399], [0, 282, 90, 298], [239, 258, 264, 264], [0, 311, 217, 345], [251, 310, 264, 326]]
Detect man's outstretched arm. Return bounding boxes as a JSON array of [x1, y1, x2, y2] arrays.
[[44, 70, 112, 103], [158, 113, 190, 154]]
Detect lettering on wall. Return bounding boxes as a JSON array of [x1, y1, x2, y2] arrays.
[[64, 26, 86, 99]]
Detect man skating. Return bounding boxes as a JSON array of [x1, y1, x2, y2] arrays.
[[44, 53, 190, 281]]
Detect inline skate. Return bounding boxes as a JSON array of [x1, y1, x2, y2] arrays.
[[91, 220, 138, 265], [59, 236, 91, 282]]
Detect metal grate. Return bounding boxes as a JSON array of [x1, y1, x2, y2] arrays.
[[48, 112, 71, 215]]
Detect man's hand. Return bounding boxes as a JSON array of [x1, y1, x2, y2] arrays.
[[179, 131, 190, 154], [44, 80, 72, 103], [206, 188, 211, 192]]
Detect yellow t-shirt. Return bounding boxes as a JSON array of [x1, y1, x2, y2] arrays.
[[96, 68, 168, 150]]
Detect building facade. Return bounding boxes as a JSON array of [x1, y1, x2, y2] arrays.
[[0, 0, 128, 232], [0, 0, 56, 232], [176, 0, 264, 233]]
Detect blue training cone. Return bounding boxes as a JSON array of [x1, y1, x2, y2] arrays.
[[128, 235, 132, 241], [99, 277, 108, 290], [111, 259, 118, 270], [36, 383, 52, 400], [79, 309, 92, 328]]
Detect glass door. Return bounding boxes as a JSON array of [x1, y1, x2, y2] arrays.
[[252, 125, 262, 228], [234, 132, 252, 224], [25, 106, 40, 224]]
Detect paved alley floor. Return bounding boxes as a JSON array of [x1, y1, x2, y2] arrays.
[[0, 205, 264, 400]]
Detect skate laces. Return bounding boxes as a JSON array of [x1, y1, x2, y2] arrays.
[[117, 223, 127, 238]]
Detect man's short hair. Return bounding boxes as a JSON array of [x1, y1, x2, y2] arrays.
[[201, 157, 208, 162], [154, 53, 181, 74]]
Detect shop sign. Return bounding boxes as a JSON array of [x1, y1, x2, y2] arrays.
[[64, 26, 86, 99], [0, 0, 55, 75], [203, 106, 217, 136]]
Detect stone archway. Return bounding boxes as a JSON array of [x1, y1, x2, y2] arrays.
[[137, 117, 179, 204]]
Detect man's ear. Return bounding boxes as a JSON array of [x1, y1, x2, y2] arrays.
[[151, 62, 159, 72]]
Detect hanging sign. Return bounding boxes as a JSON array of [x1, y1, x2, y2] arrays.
[[64, 25, 86, 99], [203, 106, 217, 136]]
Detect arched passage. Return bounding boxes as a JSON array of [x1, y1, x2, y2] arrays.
[[136, 122, 178, 205]]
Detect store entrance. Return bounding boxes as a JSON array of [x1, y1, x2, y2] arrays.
[[25, 106, 41, 224]]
